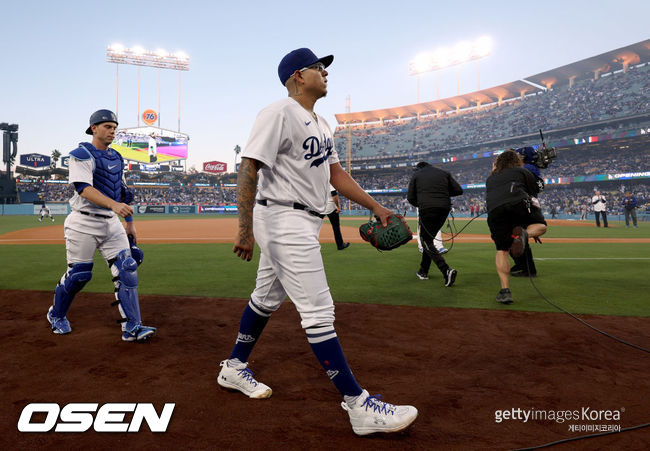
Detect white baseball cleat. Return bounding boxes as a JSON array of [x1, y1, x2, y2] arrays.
[[341, 389, 418, 435], [218, 360, 272, 399]]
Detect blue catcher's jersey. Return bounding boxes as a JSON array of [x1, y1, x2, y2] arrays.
[[70, 143, 124, 202]]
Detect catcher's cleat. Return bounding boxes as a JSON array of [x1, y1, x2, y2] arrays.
[[496, 288, 514, 305], [122, 324, 157, 342], [416, 271, 428, 280], [341, 389, 418, 436], [510, 227, 528, 258], [337, 242, 350, 250], [444, 268, 457, 287], [218, 360, 272, 399], [47, 306, 71, 334]]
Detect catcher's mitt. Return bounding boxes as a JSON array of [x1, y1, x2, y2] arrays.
[[359, 214, 413, 251]]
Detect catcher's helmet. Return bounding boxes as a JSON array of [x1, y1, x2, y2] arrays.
[[86, 109, 118, 135]]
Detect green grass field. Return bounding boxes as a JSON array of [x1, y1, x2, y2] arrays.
[[1, 215, 648, 317]]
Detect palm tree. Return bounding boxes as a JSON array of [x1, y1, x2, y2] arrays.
[[234, 145, 241, 172], [51, 149, 61, 168]]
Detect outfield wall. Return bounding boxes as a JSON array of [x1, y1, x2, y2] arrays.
[[3, 202, 644, 221]]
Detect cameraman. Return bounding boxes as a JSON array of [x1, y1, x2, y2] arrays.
[[407, 161, 462, 287], [510, 146, 546, 277], [486, 150, 547, 304]]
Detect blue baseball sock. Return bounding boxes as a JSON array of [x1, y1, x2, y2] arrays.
[[229, 300, 271, 363], [306, 325, 363, 397]]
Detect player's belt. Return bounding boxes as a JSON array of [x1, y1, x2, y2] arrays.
[[256, 199, 325, 219], [79, 210, 112, 219]]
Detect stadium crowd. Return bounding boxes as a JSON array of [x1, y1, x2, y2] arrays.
[[14, 61, 649, 219], [334, 64, 649, 160], [17, 139, 649, 217]]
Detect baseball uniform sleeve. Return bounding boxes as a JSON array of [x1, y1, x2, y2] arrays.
[[242, 107, 284, 169], [68, 157, 94, 185]]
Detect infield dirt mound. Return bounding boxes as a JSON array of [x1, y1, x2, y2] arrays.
[[1, 290, 648, 449]]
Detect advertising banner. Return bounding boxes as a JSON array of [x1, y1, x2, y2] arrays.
[[198, 205, 237, 214], [203, 161, 227, 173], [135, 205, 166, 214], [32, 204, 68, 215], [169, 205, 197, 214], [20, 154, 51, 168]]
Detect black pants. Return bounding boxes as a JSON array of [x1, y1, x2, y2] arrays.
[[419, 207, 450, 276], [511, 242, 537, 275], [327, 211, 345, 248], [594, 211, 608, 227]]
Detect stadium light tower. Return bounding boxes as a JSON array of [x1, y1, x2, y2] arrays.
[[409, 36, 492, 101], [107, 44, 190, 131]]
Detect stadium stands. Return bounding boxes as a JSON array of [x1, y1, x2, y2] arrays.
[[334, 63, 649, 161], [14, 42, 650, 219]]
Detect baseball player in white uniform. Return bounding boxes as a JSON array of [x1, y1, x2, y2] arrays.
[[39, 204, 55, 222], [217, 48, 417, 436], [148, 133, 158, 163], [592, 190, 608, 227], [46, 109, 156, 342]]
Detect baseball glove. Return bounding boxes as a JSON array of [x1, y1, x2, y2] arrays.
[[359, 214, 413, 251]]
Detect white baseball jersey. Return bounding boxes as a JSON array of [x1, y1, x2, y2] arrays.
[[148, 136, 157, 157], [592, 194, 606, 212], [242, 97, 339, 213]]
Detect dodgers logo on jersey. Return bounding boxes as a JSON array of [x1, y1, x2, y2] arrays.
[[303, 135, 333, 168]]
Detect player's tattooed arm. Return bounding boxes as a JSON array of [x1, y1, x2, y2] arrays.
[[233, 157, 262, 261]]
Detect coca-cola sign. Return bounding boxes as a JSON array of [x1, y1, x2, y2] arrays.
[[203, 161, 227, 173]]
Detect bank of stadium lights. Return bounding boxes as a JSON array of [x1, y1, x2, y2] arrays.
[[409, 36, 492, 75], [409, 36, 493, 102], [107, 44, 190, 71], [107, 43, 190, 131]]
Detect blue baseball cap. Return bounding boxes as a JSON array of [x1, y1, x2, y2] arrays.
[[278, 48, 333, 86], [86, 109, 118, 135]]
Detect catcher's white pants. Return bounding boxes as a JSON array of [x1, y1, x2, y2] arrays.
[[64, 212, 129, 264], [250, 203, 335, 329]]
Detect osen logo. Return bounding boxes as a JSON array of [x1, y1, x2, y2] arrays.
[[17, 402, 175, 432]]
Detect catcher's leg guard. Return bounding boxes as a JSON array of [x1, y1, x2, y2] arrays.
[[52, 262, 94, 319], [109, 250, 156, 342]]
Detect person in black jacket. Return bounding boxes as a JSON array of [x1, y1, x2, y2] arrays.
[[486, 150, 547, 305], [407, 161, 463, 287]]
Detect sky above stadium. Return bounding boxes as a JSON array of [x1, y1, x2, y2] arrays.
[[2, 0, 649, 172]]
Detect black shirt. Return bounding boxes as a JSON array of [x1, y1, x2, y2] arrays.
[[485, 167, 540, 212], [407, 164, 463, 210]]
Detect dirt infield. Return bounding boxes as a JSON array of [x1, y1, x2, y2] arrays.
[[1, 290, 649, 449], [2, 217, 649, 244]]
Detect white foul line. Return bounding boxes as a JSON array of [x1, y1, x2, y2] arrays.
[[535, 257, 650, 260]]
